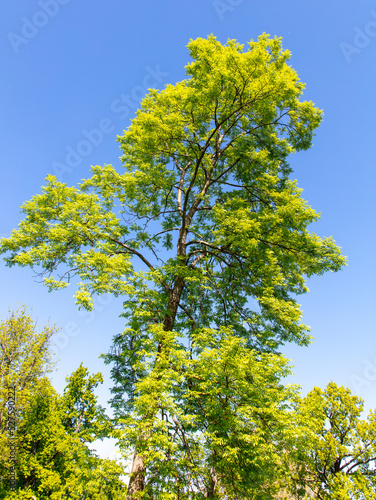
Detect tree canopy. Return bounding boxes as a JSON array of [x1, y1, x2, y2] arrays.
[[0, 34, 347, 498]]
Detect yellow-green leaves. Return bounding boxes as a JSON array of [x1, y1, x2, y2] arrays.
[[0, 307, 56, 403], [0, 310, 127, 499], [288, 382, 376, 499], [115, 325, 299, 497], [0, 34, 349, 497], [0, 33, 346, 341], [1, 175, 136, 311]]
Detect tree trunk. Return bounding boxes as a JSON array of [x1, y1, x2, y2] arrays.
[[206, 467, 218, 498], [126, 276, 186, 498], [126, 448, 145, 499]]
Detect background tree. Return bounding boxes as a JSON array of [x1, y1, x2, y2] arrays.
[[61, 363, 112, 443], [2, 375, 127, 499], [0, 306, 56, 488], [286, 382, 376, 499], [0, 309, 127, 499], [0, 34, 346, 497]]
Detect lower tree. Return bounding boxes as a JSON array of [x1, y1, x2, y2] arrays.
[[0, 309, 127, 499], [105, 324, 302, 498], [286, 382, 376, 499]]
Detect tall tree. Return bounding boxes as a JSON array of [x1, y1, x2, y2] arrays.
[[0, 34, 346, 497]]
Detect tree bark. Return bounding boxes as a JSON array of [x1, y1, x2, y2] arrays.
[[206, 466, 218, 498], [126, 447, 146, 499]]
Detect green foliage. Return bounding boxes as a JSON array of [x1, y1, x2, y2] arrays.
[[61, 363, 113, 443], [287, 382, 376, 499], [0, 34, 345, 349], [0, 309, 127, 499], [112, 324, 300, 498], [0, 34, 348, 497], [0, 305, 55, 401], [0, 306, 57, 487]]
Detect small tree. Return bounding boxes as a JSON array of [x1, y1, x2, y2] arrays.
[[0, 306, 55, 398], [287, 382, 376, 499], [0, 306, 56, 483], [1, 35, 346, 497], [0, 309, 127, 499], [3, 374, 127, 499], [61, 363, 112, 443]]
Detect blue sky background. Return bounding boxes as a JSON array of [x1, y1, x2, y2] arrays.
[[1, 0, 376, 462]]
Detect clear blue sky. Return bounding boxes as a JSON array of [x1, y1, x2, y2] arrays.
[[1, 0, 376, 461]]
